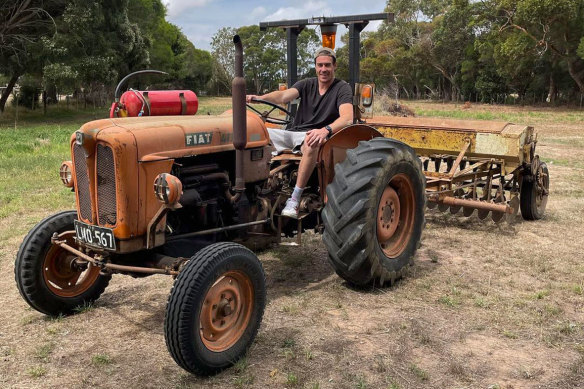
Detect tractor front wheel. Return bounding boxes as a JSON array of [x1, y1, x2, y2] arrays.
[[322, 138, 425, 287], [164, 242, 266, 375], [15, 210, 111, 316]]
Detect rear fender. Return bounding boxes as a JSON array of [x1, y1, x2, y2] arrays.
[[317, 124, 383, 201]]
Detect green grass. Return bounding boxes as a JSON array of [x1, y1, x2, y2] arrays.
[[438, 295, 460, 307], [35, 343, 54, 362], [26, 365, 47, 378], [414, 107, 584, 123], [0, 120, 78, 220], [409, 363, 429, 381], [286, 372, 299, 386], [533, 290, 551, 300], [73, 302, 95, 314], [91, 353, 113, 366]]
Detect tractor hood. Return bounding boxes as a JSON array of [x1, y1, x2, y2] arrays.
[[71, 112, 269, 162]]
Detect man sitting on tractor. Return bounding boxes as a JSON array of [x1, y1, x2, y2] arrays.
[[246, 47, 353, 218]]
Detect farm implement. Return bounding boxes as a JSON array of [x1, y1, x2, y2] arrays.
[[371, 117, 548, 222]]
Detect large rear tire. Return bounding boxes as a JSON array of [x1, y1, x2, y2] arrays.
[[322, 138, 425, 287], [164, 242, 266, 375], [14, 210, 111, 316]]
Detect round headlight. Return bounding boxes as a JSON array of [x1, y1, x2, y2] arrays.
[[60, 161, 74, 188], [154, 173, 183, 206]]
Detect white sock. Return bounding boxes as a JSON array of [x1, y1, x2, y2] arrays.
[[291, 186, 304, 203]]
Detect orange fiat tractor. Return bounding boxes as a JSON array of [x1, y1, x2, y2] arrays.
[[15, 13, 548, 376], [15, 32, 425, 374]]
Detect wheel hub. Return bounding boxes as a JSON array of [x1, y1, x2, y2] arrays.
[[42, 231, 101, 297], [376, 174, 416, 258], [377, 186, 400, 240], [200, 271, 253, 352]]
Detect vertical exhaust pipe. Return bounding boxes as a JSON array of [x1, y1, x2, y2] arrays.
[[232, 35, 246, 193]]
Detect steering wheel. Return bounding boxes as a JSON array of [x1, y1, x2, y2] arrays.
[[246, 98, 294, 126]]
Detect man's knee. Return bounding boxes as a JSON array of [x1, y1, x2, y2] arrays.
[[301, 142, 318, 155]]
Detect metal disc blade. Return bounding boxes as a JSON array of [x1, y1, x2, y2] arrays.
[[450, 205, 462, 214], [427, 201, 437, 209], [509, 196, 520, 216], [491, 211, 506, 223], [477, 209, 490, 220], [463, 207, 475, 217], [438, 203, 449, 212]]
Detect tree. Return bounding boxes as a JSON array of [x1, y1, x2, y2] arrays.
[[42, 0, 149, 105], [0, 0, 65, 112], [495, 0, 584, 94], [429, 0, 475, 100], [210, 26, 319, 94], [211, 27, 237, 80]]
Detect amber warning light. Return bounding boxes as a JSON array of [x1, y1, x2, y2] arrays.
[[361, 84, 373, 107], [320, 24, 337, 49]]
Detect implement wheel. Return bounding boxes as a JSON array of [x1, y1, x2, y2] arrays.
[[322, 138, 425, 287], [164, 242, 266, 375], [520, 157, 549, 220], [15, 211, 111, 316]]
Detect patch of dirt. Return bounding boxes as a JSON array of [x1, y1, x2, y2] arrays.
[[2, 103, 583, 388]]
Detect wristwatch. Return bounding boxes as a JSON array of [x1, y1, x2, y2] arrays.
[[325, 125, 333, 139]]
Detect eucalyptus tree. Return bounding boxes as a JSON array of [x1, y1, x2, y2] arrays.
[[494, 0, 584, 95]]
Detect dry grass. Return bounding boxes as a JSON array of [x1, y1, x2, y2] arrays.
[[1, 100, 583, 388]]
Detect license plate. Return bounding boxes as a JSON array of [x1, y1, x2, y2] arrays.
[[74, 220, 116, 250]]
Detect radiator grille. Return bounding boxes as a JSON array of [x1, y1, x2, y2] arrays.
[[73, 144, 92, 222], [97, 144, 117, 225]]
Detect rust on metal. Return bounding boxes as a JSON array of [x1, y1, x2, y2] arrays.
[[200, 270, 254, 352], [43, 230, 102, 297], [377, 173, 416, 257], [317, 124, 383, 200], [51, 232, 179, 276], [364, 116, 538, 221], [448, 140, 471, 177], [428, 196, 512, 214]]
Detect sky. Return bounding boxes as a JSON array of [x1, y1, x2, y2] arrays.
[[164, 0, 389, 51]]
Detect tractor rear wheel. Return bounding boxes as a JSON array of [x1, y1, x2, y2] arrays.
[[322, 138, 425, 287], [14, 210, 111, 316], [520, 157, 549, 220], [164, 242, 266, 375]]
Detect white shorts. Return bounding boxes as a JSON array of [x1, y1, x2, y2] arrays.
[[267, 128, 307, 155]]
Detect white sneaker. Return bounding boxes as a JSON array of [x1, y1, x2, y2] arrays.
[[281, 198, 299, 218]]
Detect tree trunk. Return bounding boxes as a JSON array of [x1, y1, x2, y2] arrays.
[[547, 74, 557, 105], [566, 58, 584, 94], [46, 84, 58, 104], [0, 73, 20, 113]]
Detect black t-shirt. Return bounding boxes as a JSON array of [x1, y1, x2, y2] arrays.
[[288, 78, 352, 132]]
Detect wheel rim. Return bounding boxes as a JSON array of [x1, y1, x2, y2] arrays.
[[200, 270, 254, 352], [42, 231, 101, 297], [376, 173, 416, 258]]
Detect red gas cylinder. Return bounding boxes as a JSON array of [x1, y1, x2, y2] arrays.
[[110, 90, 198, 117]]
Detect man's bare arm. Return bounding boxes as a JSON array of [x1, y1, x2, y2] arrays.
[[304, 103, 354, 147], [328, 103, 354, 134], [246, 88, 299, 104]]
